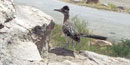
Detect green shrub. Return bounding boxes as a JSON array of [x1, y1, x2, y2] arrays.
[[108, 4, 117, 11], [110, 39, 130, 57], [51, 24, 65, 47]]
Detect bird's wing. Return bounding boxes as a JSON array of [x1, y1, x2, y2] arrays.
[[62, 23, 80, 42], [63, 22, 79, 36]]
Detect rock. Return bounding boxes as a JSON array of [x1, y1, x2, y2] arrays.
[[80, 51, 130, 65], [47, 49, 130, 65], [101, 3, 109, 6], [86, 0, 99, 4], [117, 6, 125, 10], [0, 0, 54, 65], [90, 40, 112, 46], [73, 0, 82, 2], [48, 60, 79, 65], [0, 0, 15, 24], [49, 47, 75, 57], [0, 24, 4, 29]]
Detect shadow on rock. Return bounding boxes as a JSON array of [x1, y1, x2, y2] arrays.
[[49, 47, 75, 57]]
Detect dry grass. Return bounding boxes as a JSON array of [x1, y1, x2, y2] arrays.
[[61, 0, 130, 13]]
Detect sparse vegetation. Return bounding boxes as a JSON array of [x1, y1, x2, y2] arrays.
[[108, 4, 117, 11], [50, 16, 130, 58], [111, 39, 130, 58], [61, 0, 130, 13]]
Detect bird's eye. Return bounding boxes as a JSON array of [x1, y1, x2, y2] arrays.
[[64, 10, 68, 13]]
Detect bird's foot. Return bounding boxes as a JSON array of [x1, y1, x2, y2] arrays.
[[73, 50, 80, 58]]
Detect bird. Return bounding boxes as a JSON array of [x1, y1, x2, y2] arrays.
[[54, 5, 107, 51]]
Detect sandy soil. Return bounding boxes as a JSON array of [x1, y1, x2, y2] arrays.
[[100, 0, 130, 8]]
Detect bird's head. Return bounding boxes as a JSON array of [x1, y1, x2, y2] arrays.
[[54, 6, 69, 14]]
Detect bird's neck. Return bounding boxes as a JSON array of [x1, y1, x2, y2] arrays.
[[63, 13, 69, 24]]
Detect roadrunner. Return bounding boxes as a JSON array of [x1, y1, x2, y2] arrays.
[[54, 6, 107, 51]]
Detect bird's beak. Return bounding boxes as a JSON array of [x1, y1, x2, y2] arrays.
[[54, 9, 62, 12]]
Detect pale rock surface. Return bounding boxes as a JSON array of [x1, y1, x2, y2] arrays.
[[0, 0, 54, 65], [80, 51, 130, 65], [46, 50, 130, 65], [46, 48, 130, 65], [90, 40, 112, 46], [0, 0, 15, 24]]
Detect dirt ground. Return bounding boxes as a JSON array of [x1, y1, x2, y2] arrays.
[[100, 0, 130, 8]]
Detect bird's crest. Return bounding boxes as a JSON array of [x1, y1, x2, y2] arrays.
[[62, 6, 69, 11]]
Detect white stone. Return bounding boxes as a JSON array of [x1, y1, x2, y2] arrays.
[[8, 41, 42, 60], [0, 0, 54, 65]]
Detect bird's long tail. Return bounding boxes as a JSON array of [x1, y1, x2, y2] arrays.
[[80, 33, 107, 40]]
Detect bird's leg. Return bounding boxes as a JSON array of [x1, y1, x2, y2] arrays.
[[62, 36, 70, 48], [72, 41, 79, 58], [72, 40, 76, 52]]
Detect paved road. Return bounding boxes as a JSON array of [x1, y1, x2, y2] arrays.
[[14, 0, 130, 42]]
